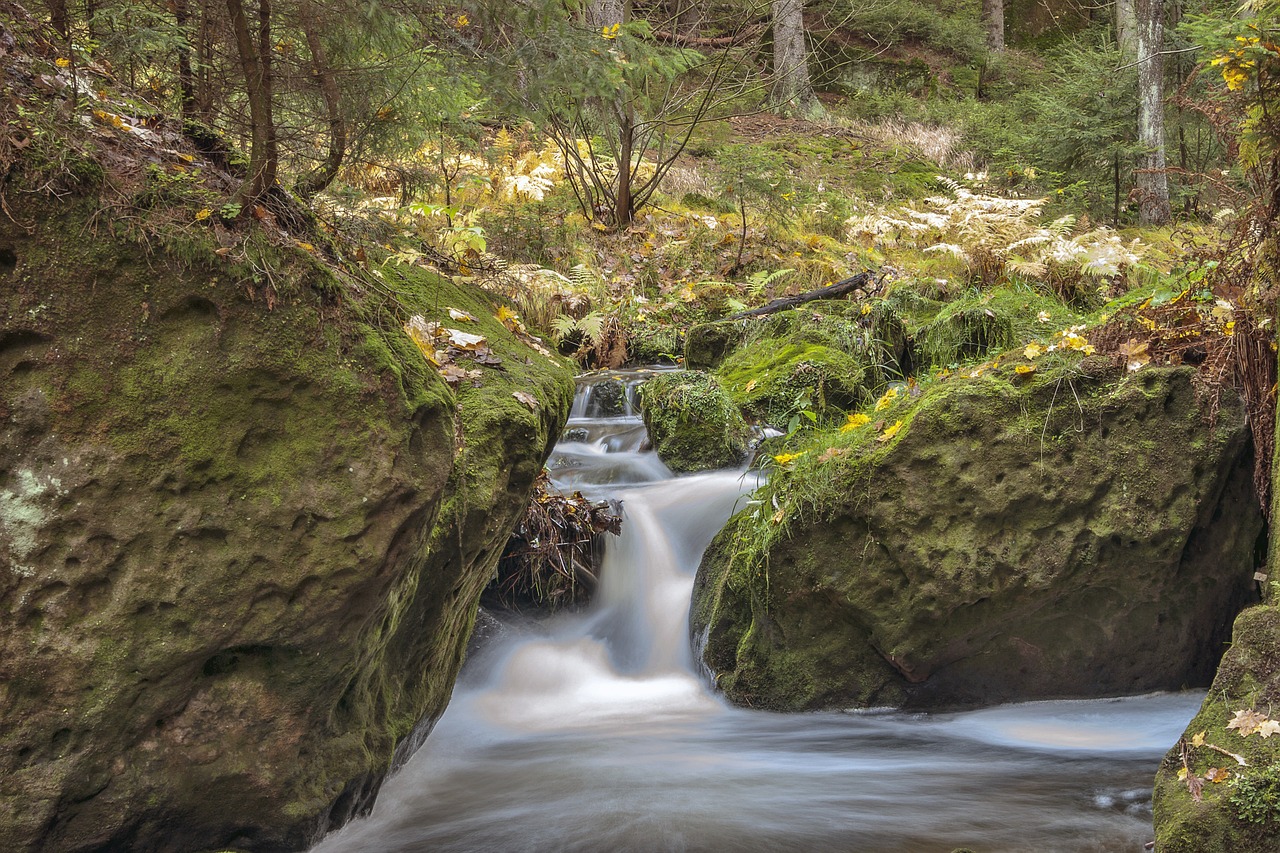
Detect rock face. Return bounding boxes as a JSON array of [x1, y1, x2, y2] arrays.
[[1153, 604, 1280, 852], [0, 200, 573, 851], [637, 371, 751, 473], [692, 364, 1262, 711]]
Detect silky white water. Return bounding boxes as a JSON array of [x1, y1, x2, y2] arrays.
[[314, 372, 1203, 853]]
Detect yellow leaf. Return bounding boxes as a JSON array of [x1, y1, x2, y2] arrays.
[[55, 57, 71, 68], [1225, 320, 1236, 337], [178, 153, 195, 163], [1024, 343, 1044, 359], [296, 241, 315, 252], [745, 378, 758, 393], [1205, 768, 1231, 784], [840, 412, 871, 432], [1177, 767, 1188, 781], [877, 420, 903, 442], [1192, 731, 1206, 748], [772, 452, 807, 465], [1015, 364, 1036, 375], [448, 307, 476, 322], [194, 208, 212, 221], [861, 303, 873, 316], [454, 13, 469, 27], [771, 507, 786, 523], [874, 387, 899, 411]]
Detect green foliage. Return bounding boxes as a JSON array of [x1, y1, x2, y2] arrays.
[[1230, 764, 1280, 825]]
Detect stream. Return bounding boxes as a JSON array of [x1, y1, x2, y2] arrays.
[[313, 371, 1203, 853]]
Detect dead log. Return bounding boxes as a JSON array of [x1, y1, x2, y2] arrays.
[[725, 271, 878, 320]]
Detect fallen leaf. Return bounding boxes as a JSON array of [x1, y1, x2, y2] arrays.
[[877, 420, 903, 442], [745, 378, 758, 393], [1259, 720, 1280, 739], [448, 307, 476, 322], [1191, 731, 1206, 748], [1015, 364, 1036, 375], [874, 387, 898, 411], [818, 447, 849, 463], [1024, 343, 1044, 359], [1204, 767, 1231, 783], [513, 391, 538, 410], [840, 412, 871, 433], [772, 452, 807, 465], [1227, 708, 1270, 737]]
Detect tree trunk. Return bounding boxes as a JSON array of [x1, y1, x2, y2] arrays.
[[1136, 0, 1171, 225], [771, 0, 813, 112], [294, 16, 346, 199], [1116, 0, 1137, 57], [586, 0, 625, 29], [673, 0, 704, 40], [174, 0, 197, 122], [615, 109, 634, 227], [982, 0, 1004, 52], [225, 0, 277, 205]]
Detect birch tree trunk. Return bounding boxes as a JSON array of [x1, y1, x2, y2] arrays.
[[982, 0, 1004, 52], [772, 0, 814, 112], [1136, 0, 1171, 225]]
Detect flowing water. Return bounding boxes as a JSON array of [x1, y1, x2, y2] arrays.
[[314, 371, 1203, 853]]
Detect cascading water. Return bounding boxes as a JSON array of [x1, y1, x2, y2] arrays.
[[314, 370, 1203, 853]]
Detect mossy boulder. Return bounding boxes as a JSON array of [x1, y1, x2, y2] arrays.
[[716, 340, 869, 428], [692, 365, 1262, 711], [0, 198, 573, 851], [685, 299, 908, 382], [636, 371, 751, 473], [1153, 605, 1280, 852]]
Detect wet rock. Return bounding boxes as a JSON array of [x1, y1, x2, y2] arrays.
[[637, 371, 751, 473]]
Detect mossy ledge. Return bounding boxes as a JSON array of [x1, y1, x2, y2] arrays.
[[0, 195, 574, 851]]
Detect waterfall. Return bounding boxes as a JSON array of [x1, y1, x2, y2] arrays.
[[313, 370, 1204, 853]]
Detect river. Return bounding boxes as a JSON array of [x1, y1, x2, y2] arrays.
[[313, 372, 1201, 853]]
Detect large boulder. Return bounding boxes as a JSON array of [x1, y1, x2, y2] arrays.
[[692, 364, 1262, 711], [0, 198, 573, 851], [1152, 604, 1280, 852]]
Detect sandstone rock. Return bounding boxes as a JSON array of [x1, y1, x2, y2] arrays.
[[0, 199, 572, 851], [692, 365, 1262, 711]]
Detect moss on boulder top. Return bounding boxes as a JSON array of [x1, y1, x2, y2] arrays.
[[1153, 604, 1280, 852], [691, 363, 1262, 711], [0, 195, 573, 851], [637, 371, 751, 473]]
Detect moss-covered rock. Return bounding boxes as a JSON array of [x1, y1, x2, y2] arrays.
[[1153, 605, 1280, 852], [0, 197, 574, 851], [636, 371, 751, 473], [716, 340, 869, 428], [692, 364, 1262, 711]]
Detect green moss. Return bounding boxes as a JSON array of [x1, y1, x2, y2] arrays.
[[637, 371, 751, 472]]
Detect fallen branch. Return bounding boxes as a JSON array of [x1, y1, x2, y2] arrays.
[[725, 270, 879, 320], [653, 25, 764, 48]]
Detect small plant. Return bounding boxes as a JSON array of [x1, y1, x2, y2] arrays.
[[1230, 764, 1280, 824]]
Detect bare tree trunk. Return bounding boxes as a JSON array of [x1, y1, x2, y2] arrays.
[[1116, 0, 1137, 57], [615, 109, 634, 226], [295, 15, 346, 199], [673, 0, 703, 40], [982, 0, 1004, 52], [226, 0, 277, 205], [1136, 0, 1171, 225], [771, 0, 813, 112]]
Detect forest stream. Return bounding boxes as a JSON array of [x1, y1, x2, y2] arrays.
[[312, 372, 1204, 853]]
